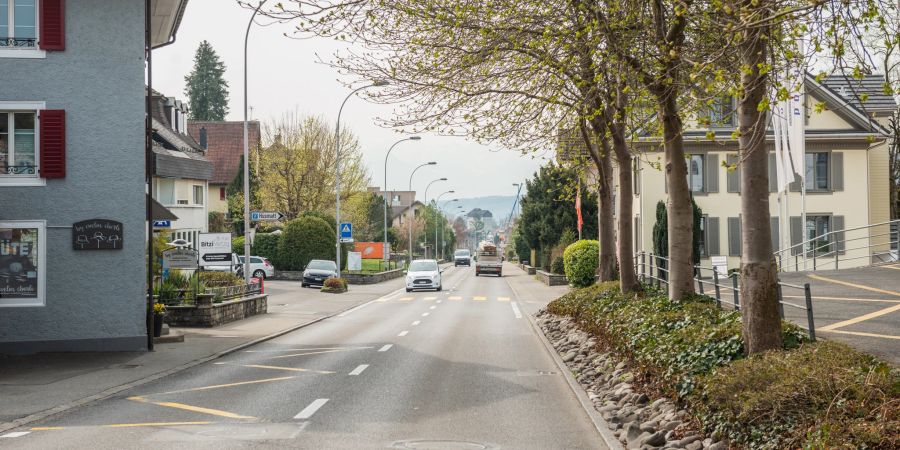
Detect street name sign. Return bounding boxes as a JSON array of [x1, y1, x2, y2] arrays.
[[198, 232, 232, 263], [340, 222, 353, 243], [250, 211, 285, 221]]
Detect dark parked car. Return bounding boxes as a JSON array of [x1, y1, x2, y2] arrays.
[[301, 260, 338, 287]]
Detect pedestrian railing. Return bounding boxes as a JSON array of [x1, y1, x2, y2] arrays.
[[774, 219, 900, 272], [635, 251, 816, 341]]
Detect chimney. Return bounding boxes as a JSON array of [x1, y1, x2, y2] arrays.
[[199, 127, 207, 149]]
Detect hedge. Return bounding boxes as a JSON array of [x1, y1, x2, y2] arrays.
[[547, 283, 898, 449], [277, 216, 335, 271], [563, 240, 599, 287]]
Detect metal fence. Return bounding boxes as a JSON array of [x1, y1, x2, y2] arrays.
[[635, 251, 816, 341], [774, 219, 900, 272]]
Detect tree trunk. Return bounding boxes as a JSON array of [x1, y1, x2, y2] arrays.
[[611, 126, 638, 292], [738, 2, 782, 354], [596, 143, 617, 282], [659, 93, 695, 300]]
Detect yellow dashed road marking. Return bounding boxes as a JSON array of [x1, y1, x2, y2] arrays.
[[782, 295, 900, 304], [148, 376, 294, 396], [267, 347, 372, 360], [880, 264, 900, 271], [497, 297, 511, 302], [127, 397, 255, 420], [213, 362, 334, 374], [449, 296, 462, 301], [473, 296, 487, 301], [822, 329, 900, 340], [398, 297, 414, 302], [423, 296, 437, 301]]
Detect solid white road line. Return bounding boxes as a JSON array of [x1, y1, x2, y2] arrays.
[[348, 364, 369, 376], [0, 432, 30, 438], [511, 301, 523, 319], [378, 344, 393, 352], [398, 330, 409, 337], [421, 312, 430, 317], [294, 399, 329, 420], [412, 320, 421, 326]]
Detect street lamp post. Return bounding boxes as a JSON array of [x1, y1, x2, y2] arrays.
[[434, 191, 455, 260], [423, 178, 447, 258], [438, 198, 459, 260], [384, 136, 421, 266], [407, 162, 437, 263], [242, 0, 268, 283], [334, 80, 389, 278]]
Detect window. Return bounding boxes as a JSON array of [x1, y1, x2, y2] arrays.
[[157, 179, 175, 205], [805, 153, 829, 191], [0, 111, 36, 176], [686, 154, 705, 192], [805, 215, 831, 255], [193, 185, 204, 205], [0, 0, 36, 48], [698, 216, 707, 257], [704, 96, 735, 127], [0, 220, 45, 307], [219, 187, 226, 201]]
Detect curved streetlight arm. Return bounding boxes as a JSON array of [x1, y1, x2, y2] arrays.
[[382, 137, 418, 263], [242, 0, 268, 283], [406, 163, 435, 262], [422, 178, 447, 258]]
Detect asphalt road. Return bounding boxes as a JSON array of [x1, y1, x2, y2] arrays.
[[3, 264, 605, 449]]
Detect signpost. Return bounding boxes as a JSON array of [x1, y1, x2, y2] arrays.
[[250, 211, 285, 221], [198, 232, 232, 265], [339, 222, 353, 243]]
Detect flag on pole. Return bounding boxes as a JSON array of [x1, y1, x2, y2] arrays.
[[575, 185, 583, 235]]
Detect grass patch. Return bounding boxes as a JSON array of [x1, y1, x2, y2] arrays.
[[547, 282, 899, 449]]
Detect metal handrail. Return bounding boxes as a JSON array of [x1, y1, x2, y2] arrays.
[[775, 219, 900, 272], [635, 251, 815, 340]]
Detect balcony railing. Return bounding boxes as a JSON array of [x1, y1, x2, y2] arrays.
[[0, 38, 37, 48], [4, 165, 37, 175]]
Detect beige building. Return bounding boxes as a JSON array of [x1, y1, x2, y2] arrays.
[[630, 74, 895, 272]]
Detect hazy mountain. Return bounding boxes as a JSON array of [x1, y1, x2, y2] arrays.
[[437, 195, 521, 225]]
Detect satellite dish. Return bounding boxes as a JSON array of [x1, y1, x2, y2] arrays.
[[167, 239, 191, 247]]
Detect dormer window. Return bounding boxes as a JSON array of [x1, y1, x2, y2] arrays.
[[0, 0, 36, 48], [703, 96, 735, 128]]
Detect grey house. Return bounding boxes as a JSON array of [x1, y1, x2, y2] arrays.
[[0, 0, 189, 353]]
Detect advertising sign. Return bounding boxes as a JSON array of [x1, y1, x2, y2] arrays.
[[73, 219, 123, 250], [354, 242, 388, 259], [198, 232, 232, 264], [347, 251, 362, 271], [162, 248, 199, 270], [0, 224, 40, 300]]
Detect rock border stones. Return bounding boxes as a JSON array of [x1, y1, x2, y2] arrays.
[[536, 310, 726, 450]]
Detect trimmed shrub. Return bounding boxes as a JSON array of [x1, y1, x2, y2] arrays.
[[546, 284, 897, 449], [550, 256, 565, 275], [277, 216, 335, 271], [232, 236, 245, 254], [563, 239, 599, 287], [322, 277, 348, 293], [251, 232, 280, 265]]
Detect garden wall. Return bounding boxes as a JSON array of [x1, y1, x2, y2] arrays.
[[344, 269, 404, 285], [536, 270, 568, 286], [166, 294, 268, 327]]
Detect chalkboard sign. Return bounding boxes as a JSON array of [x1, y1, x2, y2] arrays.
[[73, 219, 124, 250]]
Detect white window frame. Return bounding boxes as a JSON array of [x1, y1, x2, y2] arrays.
[[0, 101, 45, 186], [0, 0, 46, 59], [0, 219, 46, 307], [192, 184, 204, 206]]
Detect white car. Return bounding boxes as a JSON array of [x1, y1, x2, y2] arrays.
[[406, 259, 442, 292], [237, 255, 275, 279]]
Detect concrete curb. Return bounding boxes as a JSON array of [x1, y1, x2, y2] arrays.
[[0, 299, 372, 434], [523, 310, 625, 450]]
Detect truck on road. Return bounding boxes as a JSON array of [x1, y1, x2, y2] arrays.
[[475, 241, 502, 277]]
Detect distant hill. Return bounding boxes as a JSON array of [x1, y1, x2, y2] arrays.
[[437, 195, 520, 225]]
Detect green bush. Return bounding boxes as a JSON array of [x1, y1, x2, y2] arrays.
[[563, 240, 599, 287], [252, 233, 280, 265], [232, 236, 245, 254], [546, 284, 897, 449], [550, 256, 565, 275], [278, 216, 335, 271]]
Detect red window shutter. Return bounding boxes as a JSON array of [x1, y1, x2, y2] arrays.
[[39, 0, 66, 51], [219, 187, 226, 200], [39, 110, 66, 178]]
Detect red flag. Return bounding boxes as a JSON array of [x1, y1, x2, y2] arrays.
[[575, 187, 583, 233]]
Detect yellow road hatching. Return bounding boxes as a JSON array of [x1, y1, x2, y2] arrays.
[[32, 422, 214, 431], [127, 396, 256, 420], [807, 274, 900, 338], [212, 362, 335, 374]]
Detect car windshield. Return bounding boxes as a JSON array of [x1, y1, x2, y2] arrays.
[[409, 261, 438, 272], [455, 250, 470, 257], [307, 260, 336, 270]]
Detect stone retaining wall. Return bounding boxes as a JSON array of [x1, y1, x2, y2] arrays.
[[166, 293, 268, 327], [523, 265, 537, 275], [344, 269, 404, 285], [536, 270, 568, 286], [272, 271, 303, 281]]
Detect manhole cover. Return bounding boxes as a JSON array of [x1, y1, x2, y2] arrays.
[[391, 440, 495, 449]]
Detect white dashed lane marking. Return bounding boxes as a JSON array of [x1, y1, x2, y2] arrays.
[[422, 312, 430, 317], [511, 301, 523, 319], [378, 344, 393, 352], [412, 320, 421, 326], [429, 306, 436, 310], [294, 399, 329, 420], [1, 432, 30, 438], [398, 331, 409, 337], [348, 364, 369, 376]]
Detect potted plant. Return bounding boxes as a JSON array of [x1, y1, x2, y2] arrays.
[[153, 302, 166, 337]]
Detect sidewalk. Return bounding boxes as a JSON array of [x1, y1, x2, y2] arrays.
[[503, 262, 571, 316], [0, 277, 405, 433]]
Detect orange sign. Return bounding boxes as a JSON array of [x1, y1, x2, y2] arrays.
[[354, 242, 388, 259]]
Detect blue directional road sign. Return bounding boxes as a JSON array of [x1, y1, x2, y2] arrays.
[[152, 220, 171, 228], [339, 222, 353, 243]]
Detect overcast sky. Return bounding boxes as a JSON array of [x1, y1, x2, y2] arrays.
[[151, 0, 548, 202]]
